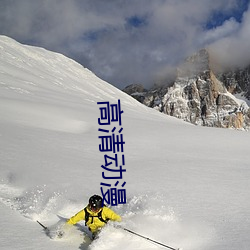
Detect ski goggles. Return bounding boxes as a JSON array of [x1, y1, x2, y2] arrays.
[[89, 204, 101, 212]]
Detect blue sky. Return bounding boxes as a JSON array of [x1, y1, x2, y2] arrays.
[[205, 0, 249, 28], [0, 0, 249, 89]]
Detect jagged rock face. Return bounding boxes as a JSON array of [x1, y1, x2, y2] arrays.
[[123, 84, 147, 103], [162, 73, 249, 128], [123, 83, 146, 95], [123, 49, 250, 130], [217, 66, 250, 99]]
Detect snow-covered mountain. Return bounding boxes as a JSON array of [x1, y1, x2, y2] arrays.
[[0, 36, 250, 250], [124, 49, 250, 130]]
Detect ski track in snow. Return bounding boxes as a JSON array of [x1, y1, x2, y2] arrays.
[[0, 180, 211, 250]]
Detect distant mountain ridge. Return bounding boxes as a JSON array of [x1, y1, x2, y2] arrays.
[[123, 49, 250, 130]]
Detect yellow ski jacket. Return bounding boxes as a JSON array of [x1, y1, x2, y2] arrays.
[[67, 206, 121, 233]]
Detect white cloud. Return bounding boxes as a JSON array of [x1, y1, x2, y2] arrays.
[[209, 5, 250, 68], [0, 0, 249, 88], [200, 18, 240, 45]]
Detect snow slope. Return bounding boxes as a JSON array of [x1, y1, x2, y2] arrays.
[[0, 36, 250, 250]]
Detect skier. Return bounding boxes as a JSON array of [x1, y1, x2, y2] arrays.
[[66, 194, 122, 239]]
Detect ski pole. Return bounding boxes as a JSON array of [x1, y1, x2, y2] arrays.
[[122, 227, 180, 250], [37, 220, 48, 230]]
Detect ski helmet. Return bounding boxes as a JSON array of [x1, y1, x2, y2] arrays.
[[89, 195, 103, 210]]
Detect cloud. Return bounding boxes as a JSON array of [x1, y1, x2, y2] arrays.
[[200, 18, 240, 45], [209, 4, 250, 69], [0, 0, 249, 89]]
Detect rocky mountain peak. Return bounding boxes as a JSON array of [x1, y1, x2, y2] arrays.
[[123, 49, 250, 130], [177, 49, 210, 78]]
